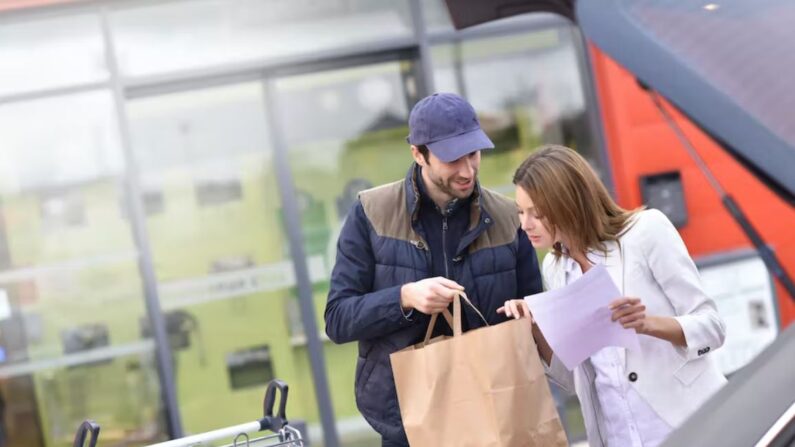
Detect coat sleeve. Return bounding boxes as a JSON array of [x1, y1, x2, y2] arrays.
[[544, 354, 576, 393], [640, 209, 727, 361], [324, 201, 418, 344]]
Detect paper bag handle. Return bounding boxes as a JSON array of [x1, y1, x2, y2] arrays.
[[422, 292, 489, 344]]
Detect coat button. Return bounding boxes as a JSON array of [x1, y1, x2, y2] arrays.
[[628, 372, 638, 382], [452, 256, 463, 262], [484, 217, 491, 224], [416, 241, 425, 250]]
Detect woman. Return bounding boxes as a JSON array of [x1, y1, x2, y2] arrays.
[[500, 145, 727, 447]]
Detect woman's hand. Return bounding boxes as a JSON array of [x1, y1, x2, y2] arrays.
[[498, 299, 554, 364], [497, 299, 533, 321], [609, 297, 687, 346], [609, 297, 649, 332]]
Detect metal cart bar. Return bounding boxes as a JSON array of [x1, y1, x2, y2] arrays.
[[144, 379, 298, 447], [72, 380, 302, 447]]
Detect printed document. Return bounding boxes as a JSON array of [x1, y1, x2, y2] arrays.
[[525, 264, 640, 370]]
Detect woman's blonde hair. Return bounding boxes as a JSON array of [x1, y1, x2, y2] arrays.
[[513, 145, 641, 257]]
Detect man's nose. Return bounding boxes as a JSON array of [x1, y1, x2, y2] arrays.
[[458, 157, 475, 177]]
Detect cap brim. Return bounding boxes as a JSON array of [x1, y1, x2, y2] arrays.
[[426, 128, 494, 163]]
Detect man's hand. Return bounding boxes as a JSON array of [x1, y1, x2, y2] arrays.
[[400, 277, 464, 314]]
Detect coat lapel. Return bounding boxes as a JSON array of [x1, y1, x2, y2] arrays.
[[590, 241, 633, 370]]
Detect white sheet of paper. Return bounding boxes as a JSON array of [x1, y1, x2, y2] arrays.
[[525, 264, 640, 371]]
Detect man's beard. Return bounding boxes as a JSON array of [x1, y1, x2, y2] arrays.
[[431, 172, 477, 200]]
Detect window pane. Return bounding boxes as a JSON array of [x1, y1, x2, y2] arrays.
[[0, 92, 167, 445], [432, 26, 606, 189], [111, 0, 414, 78], [0, 91, 124, 194], [272, 60, 418, 446], [0, 14, 108, 97], [128, 82, 324, 438]]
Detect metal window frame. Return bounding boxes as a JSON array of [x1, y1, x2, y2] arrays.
[[98, 6, 184, 439]]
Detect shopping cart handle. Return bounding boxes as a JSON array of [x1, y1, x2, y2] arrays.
[[72, 419, 100, 447], [260, 379, 289, 431]]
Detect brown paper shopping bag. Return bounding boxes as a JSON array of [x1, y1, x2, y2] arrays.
[[390, 293, 568, 447]]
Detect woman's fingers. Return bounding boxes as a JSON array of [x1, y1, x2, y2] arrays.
[[521, 302, 534, 323], [619, 312, 646, 325], [508, 300, 532, 320], [519, 301, 532, 319], [498, 300, 531, 319], [508, 300, 521, 319], [623, 319, 646, 330], [609, 297, 641, 310], [611, 304, 645, 321]]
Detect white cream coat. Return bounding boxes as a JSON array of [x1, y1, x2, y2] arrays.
[[542, 209, 727, 447]]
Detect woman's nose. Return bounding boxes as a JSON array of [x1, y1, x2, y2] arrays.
[[521, 215, 534, 231]]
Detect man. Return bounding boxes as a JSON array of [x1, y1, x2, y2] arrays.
[[325, 92, 542, 446]]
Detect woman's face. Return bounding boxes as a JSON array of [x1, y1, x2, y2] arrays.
[[515, 185, 556, 250]]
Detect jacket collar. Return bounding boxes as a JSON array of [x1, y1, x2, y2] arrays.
[[556, 240, 624, 293], [404, 162, 485, 225]]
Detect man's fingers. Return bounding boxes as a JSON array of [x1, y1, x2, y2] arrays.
[[422, 302, 449, 314], [429, 283, 458, 300], [427, 294, 453, 306], [434, 277, 465, 291]]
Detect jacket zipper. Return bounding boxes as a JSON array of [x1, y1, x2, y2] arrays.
[[442, 217, 450, 279]]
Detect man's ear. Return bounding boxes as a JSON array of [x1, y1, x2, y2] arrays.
[[410, 145, 426, 166]]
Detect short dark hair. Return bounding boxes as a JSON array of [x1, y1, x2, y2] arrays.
[[416, 144, 431, 164]]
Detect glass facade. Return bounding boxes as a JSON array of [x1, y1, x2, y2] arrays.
[[0, 1, 604, 445]]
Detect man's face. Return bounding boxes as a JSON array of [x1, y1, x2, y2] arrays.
[[413, 146, 481, 201]]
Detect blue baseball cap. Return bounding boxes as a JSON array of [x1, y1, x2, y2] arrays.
[[406, 93, 494, 163]]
